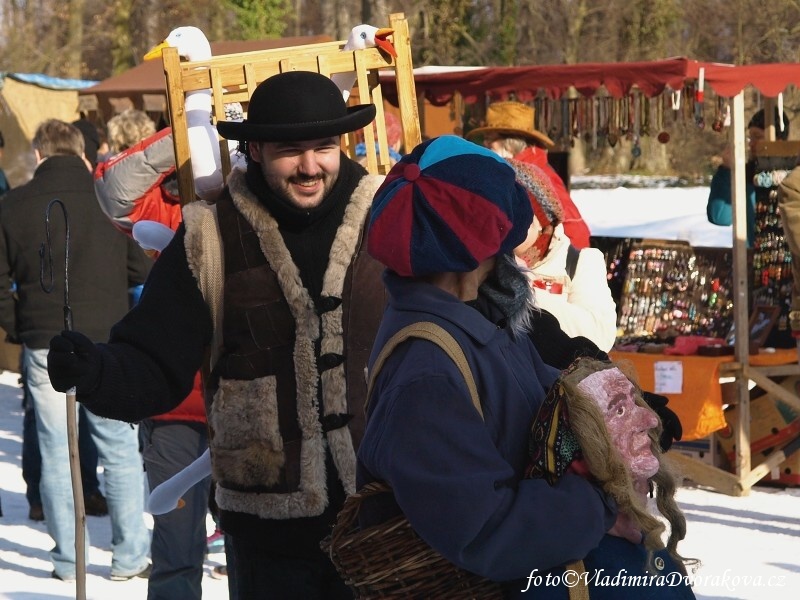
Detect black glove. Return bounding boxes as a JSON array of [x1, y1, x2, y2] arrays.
[[642, 391, 683, 452], [47, 331, 102, 394]]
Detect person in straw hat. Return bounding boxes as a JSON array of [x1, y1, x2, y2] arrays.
[[358, 135, 630, 596], [467, 100, 592, 249], [47, 70, 390, 598]]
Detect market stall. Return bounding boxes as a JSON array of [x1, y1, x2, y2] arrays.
[[382, 59, 800, 495], [0, 72, 97, 186]]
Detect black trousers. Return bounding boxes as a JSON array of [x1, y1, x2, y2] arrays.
[[230, 535, 352, 600]]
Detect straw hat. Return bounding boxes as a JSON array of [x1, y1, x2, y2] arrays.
[[466, 101, 554, 149]]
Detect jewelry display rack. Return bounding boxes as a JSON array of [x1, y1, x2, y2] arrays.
[[750, 145, 800, 348], [603, 238, 734, 341]]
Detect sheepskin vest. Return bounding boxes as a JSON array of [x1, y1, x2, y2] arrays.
[[182, 168, 385, 520]]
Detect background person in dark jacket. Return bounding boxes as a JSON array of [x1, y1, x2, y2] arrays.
[[706, 107, 789, 247], [0, 119, 152, 582], [20, 115, 110, 524]]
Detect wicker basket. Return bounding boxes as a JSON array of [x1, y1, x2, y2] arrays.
[[322, 481, 505, 599]]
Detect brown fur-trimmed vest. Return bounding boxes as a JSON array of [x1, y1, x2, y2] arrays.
[[182, 168, 385, 519]]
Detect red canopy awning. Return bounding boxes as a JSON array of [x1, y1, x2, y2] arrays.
[[380, 58, 800, 105], [706, 63, 800, 97]]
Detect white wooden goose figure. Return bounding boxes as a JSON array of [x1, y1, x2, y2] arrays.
[[148, 448, 211, 515], [143, 26, 243, 200], [144, 25, 212, 62], [332, 24, 396, 101], [143, 26, 213, 131]]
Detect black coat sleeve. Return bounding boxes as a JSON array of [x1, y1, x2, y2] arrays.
[[528, 308, 609, 369], [78, 225, 213, 422]]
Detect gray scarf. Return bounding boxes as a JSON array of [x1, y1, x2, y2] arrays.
[[479, 254, 533, 337]]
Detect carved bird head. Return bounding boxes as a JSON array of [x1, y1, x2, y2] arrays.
[[344, 24, 396, 58], [143, 26, 212, 62]]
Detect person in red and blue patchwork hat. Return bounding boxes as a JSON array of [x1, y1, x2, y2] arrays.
[[368, 135, 533, 279], [357, 135, 620, 596]]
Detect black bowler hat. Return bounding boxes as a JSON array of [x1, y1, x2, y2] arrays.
[[216, 71, 376, 142]]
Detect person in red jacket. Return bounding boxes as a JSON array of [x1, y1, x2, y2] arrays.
[[98, 109, 214, 600], [467, 101, 592, 249]]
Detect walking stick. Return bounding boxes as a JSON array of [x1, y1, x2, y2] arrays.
[[40, 198, 86, 600]]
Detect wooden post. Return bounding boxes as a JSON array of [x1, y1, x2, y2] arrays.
[[390, 13, 422, 153], [730, 91, 752, 495]]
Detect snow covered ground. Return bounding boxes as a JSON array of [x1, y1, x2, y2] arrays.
[[0, 184, 797, 600], [571, 180, 734, 249], [0, 370, 230, 600], [1, 371, 797, 600]]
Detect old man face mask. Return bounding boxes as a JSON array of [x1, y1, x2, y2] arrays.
[[576, 367, 660, 482]]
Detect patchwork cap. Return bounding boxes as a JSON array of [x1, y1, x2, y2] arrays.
[[368, 135, 533, 277]]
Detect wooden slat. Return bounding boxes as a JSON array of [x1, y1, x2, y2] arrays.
[[369, 73, 392, 174], [177, 47, 391, 93], [355, 49, 378, 173], [665, 452, 747, 497], [209, 66, 232, 179], [742, 365, 800, 413], [391, 12, 422, 153], [755, 140, 800, 157], [162, 46, 195, 205], [741, 447, 794, 489]]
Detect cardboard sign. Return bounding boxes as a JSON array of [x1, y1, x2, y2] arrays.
[[654, 361, 683, 394]]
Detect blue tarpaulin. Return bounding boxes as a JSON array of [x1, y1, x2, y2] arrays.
[[0, 72, 98, 91]]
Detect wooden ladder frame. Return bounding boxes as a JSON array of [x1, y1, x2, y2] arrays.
[[161, 12, 421, 204]]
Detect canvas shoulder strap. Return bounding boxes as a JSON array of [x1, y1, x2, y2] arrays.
[[365, 321, 482, 420]]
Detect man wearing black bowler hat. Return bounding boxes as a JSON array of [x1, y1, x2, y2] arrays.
[[46, 71, 389, 598]]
